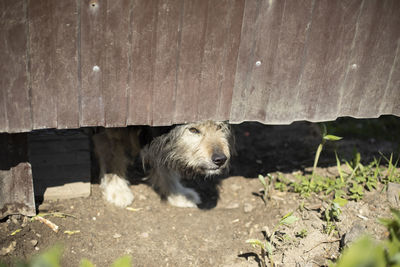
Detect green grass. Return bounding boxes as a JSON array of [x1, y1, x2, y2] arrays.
[[246, 212, 298, 267], [331, 208, 400, 267], [0, 246, 132, 267], [271, 149, 399, 204]]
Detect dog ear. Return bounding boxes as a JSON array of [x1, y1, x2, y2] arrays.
[[228, 126, 237, 156], [219, 121, 237, 157]]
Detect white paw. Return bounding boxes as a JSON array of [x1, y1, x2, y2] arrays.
[[167, 188, 201, 208], [100, 174, 134, 208]]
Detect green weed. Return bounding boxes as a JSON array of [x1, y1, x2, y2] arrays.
[[0, 246, 132, 267], [331, 208, 400, 267], [311, 124, 342, 182], [322, 202, 342, 236], [270, 148, 398, 206], [246, 212, 298, 267]]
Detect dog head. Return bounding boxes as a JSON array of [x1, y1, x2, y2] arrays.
[[172, 120, 233, 176]]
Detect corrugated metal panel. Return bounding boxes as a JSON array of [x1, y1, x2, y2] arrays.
[[0, 0, 399, 133]]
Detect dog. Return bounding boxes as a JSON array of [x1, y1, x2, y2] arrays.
[[93, 121, 233, 208]]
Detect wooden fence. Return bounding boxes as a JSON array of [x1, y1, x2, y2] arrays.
[[1, 0, 399, 133]]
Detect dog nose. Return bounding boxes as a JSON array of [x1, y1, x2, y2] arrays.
[[212, 153, 227, 167]]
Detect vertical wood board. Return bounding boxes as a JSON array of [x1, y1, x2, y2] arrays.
[[0, 133, 35, 218]]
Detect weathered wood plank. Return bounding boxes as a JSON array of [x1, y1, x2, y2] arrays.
[[151, 0, 182, 126], [127, 0, 158, 125], [0, 163, 35, 218], [0, 133, 35, 218], [339, 0, 400, 118], [296, 0, 363, 121], [80, 0, 106, 126], [0, 0, 31, 132], [28, 0, 79, 130], [103, 0, 131, 127], [174, 0, 208, 123]]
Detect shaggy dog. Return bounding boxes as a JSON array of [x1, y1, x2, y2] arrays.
[[93, 121, 233, 208]]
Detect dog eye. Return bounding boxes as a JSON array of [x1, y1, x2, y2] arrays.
[[189, 127, 200, 134]]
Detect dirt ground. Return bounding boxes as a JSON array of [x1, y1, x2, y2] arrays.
[[0, 120, 399, 266]]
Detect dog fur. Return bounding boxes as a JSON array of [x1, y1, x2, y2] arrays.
[[93, 121, 233, 208]]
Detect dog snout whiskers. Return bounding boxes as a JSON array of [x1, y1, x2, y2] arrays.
[[212, 153, 227, 167]]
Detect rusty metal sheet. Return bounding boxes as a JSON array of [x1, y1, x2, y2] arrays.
[[0, 0, 400, 132], [231, 0, 288, 123], [339, 0, 400, 118], [174, 0, 208, 123], [264, 0, 315, 123], [386, 42, 400, 115], [80, 0, 106, 127], [0, 133, 35, 218], [102, 0, 131, 127], [296, 0, 364, 121], [28, 0, 79, 129], [230, 0, 400, 124], [127, 0, 158, 125], [151, 0, 182, 126], [197, 0, 244, 122], [0, 0, 32, 133]]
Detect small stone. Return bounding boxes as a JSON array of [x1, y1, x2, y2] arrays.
[[244, 203, 254, 213], [35, 247, 40, 251], [11, 215, 21, 225], [113, 233, 122, 239], [387, 182, 400, 207], [0, 241, 16, 256], [30, 240, 38, 247], [225, 202, 240, 209], [140, 232, 149, 238], [21, 216, 29, 228], [230, 184, 242, 191], [138, 194, 147, 201], [341, 223, 366, 248]]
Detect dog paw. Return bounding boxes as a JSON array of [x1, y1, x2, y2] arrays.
[[167, 188, 201, 208], [101, 174, 134, 208]]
